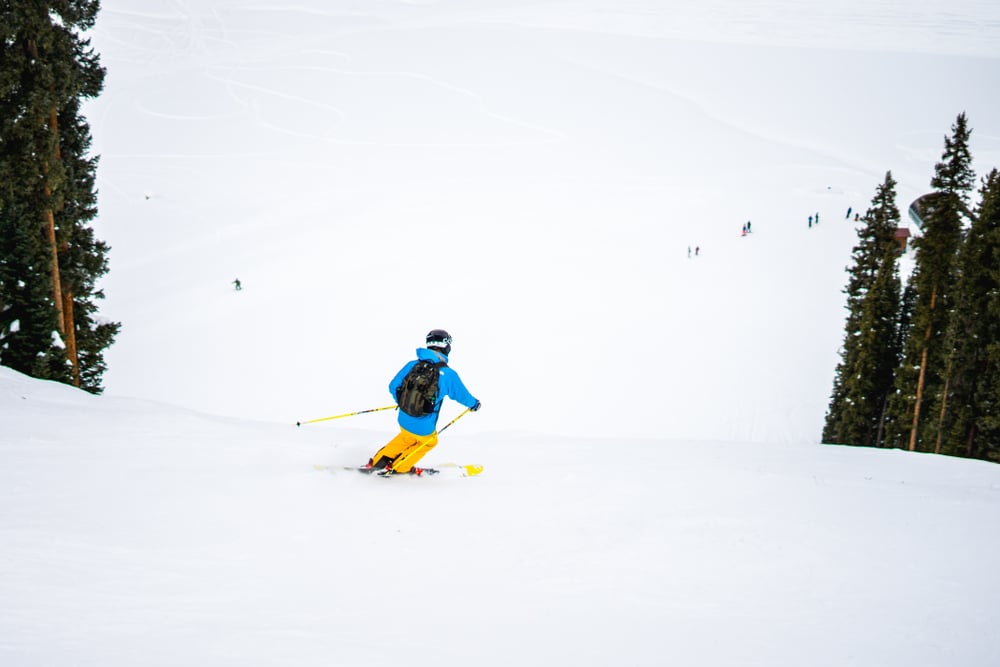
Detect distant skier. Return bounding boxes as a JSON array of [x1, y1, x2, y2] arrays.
[[741, 224, 747, 236], [808, 215, 813, 228], [233, 278, 242, 291], [746, 220, 751, 233], [695, 246, 700, 256], [815, 212, 819, 225], [688, 246, 692, 258], [366, 329, 481, 475], [846, 206, 852, 219]]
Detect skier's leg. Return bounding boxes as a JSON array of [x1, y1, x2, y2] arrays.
[[390, 432, 439, 473], [368, 429, 419, 468]]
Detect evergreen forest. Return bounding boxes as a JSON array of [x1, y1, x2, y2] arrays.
[[824, 113, 1000, 463]]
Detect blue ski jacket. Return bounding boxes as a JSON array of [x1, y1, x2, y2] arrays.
[[390, 347, 479, 436]]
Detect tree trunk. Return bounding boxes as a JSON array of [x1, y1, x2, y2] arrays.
[[62, 290, 80, 386], [909, 286, 938, 452], [934, 373, 950, 454], [43, 208, 65, 335], [964, 424, 977, 459], [28, 39, 68, 339], [875, 394, 889, 448]]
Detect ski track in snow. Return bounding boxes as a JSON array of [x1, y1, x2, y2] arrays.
[[80, 0, 1000, 443]]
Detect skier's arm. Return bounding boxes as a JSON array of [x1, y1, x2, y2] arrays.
[[442, 368, 479, 410]]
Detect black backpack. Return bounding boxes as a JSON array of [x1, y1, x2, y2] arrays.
[[396, 359, 447, 417]]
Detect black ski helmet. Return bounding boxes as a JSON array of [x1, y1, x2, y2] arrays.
[[426, 329, 452, 356]]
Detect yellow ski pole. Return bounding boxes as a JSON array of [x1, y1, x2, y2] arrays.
[[438, 407, 473, 434], [296, 405, 397, 427]]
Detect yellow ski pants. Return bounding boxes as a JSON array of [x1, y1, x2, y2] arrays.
[[371, 428, 439, 473]]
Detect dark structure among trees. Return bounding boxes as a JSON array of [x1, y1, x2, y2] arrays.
[[825, 113, 1000, 463], [1, 1, 118, 393]]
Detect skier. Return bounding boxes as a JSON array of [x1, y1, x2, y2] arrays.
[[746, 220, 751, 233], [232, 278, 242, 291], [367, 329, 481, 475], [846, 206, 852, 219], [808, 215, 813, 228]]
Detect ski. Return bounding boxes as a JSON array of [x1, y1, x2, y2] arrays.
[[313, 463, 483, 477]]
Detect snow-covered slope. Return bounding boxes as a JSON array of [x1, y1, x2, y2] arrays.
[[3, 365, 1000, 665], [84, 0, 1000, 443]]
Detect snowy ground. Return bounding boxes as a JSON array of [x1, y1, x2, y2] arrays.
[[84, 0, 1000, 442], [3, 366, 1000, 666], [3, 1, 1000, 665]]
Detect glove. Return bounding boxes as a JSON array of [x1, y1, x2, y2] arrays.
[[471, 400, 482, 412]]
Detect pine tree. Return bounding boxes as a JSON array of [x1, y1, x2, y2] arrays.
[[881, 280, 917, 450], [823, 172, 903, 446], [0, 197, 72, 381], [56, 96, 119, 392], [0, 1, 116, 392], [933, 170, 1000, 461], [886, 113, 975, 452]]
